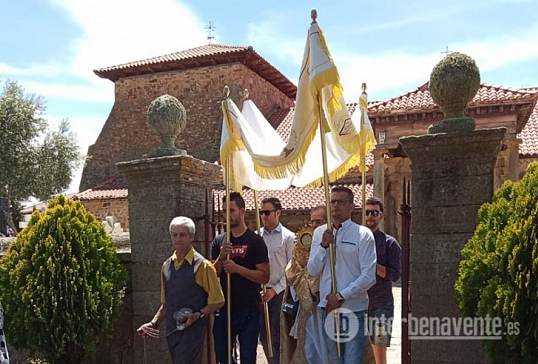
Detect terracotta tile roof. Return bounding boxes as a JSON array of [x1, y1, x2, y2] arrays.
[[60, 182, 370, 212], [63, 177, 370, 212], [94, 44, 297, 99], [368, 82, 538, 116], [76, 178, 128, 200], [77, 188, 128, 200], [213, 183, 373, 211], [518, 99, 538, 157]]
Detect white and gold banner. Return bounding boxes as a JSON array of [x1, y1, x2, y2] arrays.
[[219, 20, 376, 191]]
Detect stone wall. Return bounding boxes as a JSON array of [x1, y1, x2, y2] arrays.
[[81, 198, 130, 230], [80, 63, 295, 191]]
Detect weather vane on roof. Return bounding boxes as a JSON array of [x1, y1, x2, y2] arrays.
[[441, 46, 454, 57], [205, 21, 216, 44]]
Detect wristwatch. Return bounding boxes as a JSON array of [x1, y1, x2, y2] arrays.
[[198, 311, 205, 319], [336, 292, 345, 304]]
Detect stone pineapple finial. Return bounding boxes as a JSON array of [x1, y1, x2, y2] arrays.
[[428, 52, 480, 134], [147, 94, 188, 157]]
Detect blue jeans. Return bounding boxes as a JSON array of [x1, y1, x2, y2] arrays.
[[213, 310, 260, 364], [369, 302, 394, 346], [322, 308, 367, 364]]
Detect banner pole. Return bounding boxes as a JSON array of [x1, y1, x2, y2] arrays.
[[361, 83, 369, 226], [362, 167, 367, 226], [253, 190, 273, 357], [222, 86, 233, 364], [225, 161, 232, 364], [319, 106, 341, 357]]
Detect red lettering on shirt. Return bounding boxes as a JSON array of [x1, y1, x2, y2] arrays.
[[230, 245, 248, 258]]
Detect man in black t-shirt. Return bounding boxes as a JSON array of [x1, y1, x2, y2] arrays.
[[212, 192, 270, 364]]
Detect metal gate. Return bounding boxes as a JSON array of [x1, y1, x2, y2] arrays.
[[398, 178, 412, 364]]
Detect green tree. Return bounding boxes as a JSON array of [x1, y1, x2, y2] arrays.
[[0, 195, 127, 364], [0, 80, 82, 231], [455, 162, 538, 363]]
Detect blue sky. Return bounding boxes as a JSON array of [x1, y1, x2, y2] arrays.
[[1, 0, 538, 193]]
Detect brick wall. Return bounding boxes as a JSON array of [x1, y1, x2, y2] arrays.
[[81, 198, 130, 230], [80, 63, 295, 191]]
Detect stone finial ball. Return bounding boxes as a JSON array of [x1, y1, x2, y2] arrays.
[[429, 52, 480, 119], [147, 94, 187, 136]]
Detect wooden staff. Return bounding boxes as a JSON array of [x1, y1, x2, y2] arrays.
[[222, 86, 233, 364], [253, 189, 273, 357], [361, 83, 368, 227], [318, 98, 341, 357]]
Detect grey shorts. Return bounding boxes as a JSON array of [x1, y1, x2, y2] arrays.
[[369, 303, 394, 347]]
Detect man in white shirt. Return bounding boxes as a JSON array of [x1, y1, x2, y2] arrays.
[[259, 197, 296, 364], [307, 186, 377, 364]]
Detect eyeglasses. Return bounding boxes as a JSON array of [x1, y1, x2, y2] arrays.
[[309, 219, 325, 226], [259, 210, 276, 216], [330, 199, 352, 206], [365, 210, 381, 217]]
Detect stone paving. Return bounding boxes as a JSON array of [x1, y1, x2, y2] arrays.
[[257, 285, 403, 363]]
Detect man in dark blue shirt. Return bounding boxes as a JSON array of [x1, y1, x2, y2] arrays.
[[365, 197, 402, 364]]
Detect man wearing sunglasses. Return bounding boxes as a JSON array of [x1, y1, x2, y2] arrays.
[[364, 197, 401, 364], [307, 186, 377, 364], [258, 197, 295, 364]]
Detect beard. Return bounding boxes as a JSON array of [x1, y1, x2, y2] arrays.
[[366, 220, 378, 229]]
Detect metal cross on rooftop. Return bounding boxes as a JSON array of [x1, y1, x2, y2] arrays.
[[205, 21, 216, 44], [441, 46, 454, 56]]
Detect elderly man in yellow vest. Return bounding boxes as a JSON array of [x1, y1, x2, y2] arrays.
[[137, 216, 224, 364]]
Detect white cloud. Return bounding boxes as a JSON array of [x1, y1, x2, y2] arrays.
[[337, 52, 438, 102], [2, 0, 210, 105], [246, 14, 305, 73], [0, 62, 65, 78], [337, 26, 538, 101], [23, 79, 113, 103], [247, 17, 538, 102], [49, 0, 208, 80], [454, 26, 538, 71]]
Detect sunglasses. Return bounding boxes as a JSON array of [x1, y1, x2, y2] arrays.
[[259, 210, 276, 216], [365, 210, 381, 217], [309, 219, 325, 227]]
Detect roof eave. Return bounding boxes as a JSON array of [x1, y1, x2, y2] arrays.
[[93, 48, 297, 99]]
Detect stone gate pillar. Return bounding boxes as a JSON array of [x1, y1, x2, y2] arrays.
[[117, 155, 220, 364], [400, 129, 505, 363], [399, 51, 507, 364]]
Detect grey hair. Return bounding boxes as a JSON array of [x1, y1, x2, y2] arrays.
[[169, 216, 195, 236]]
